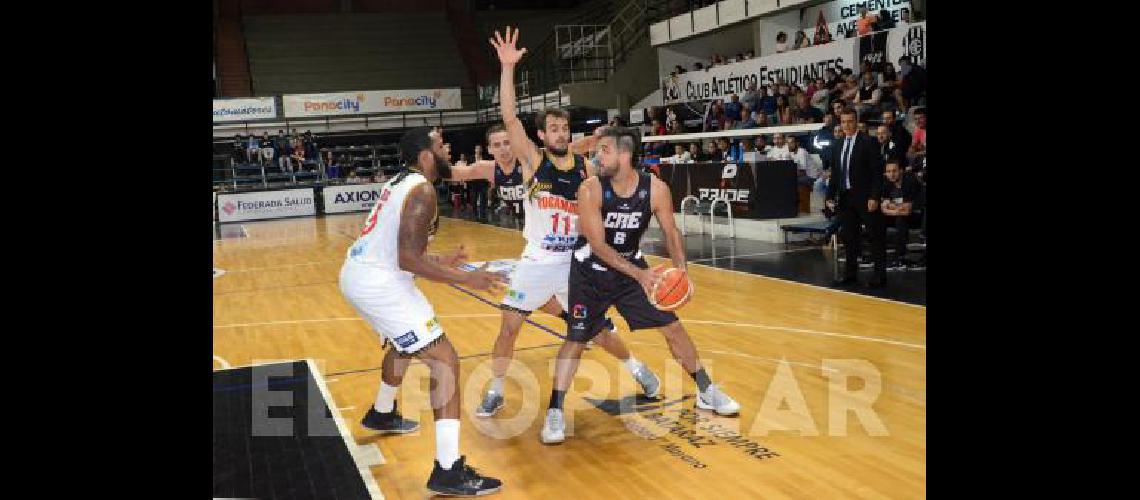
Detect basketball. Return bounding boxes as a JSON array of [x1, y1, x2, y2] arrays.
[[651, 267, 692, 311]]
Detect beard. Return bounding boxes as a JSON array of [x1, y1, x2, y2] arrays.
[[546, 143, 569, 156], [433, 154, 452, 180]]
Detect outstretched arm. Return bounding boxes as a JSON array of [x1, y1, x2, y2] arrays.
[[490, 26, 542, 183]]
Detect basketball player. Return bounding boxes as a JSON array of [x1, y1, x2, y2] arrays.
[[486, 124, 525, 219], [471, 27, 661, 418], [339, 127, 503, 496], [541, 126, 741, 444]]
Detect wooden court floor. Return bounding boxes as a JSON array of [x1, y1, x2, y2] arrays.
[[213, 213, 926, 499]]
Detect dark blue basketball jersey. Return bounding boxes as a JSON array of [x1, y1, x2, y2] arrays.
[[494, 160, 525, 215]]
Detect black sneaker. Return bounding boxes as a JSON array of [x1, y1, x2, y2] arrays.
[[361, 403, 419, 434], [426, 455, 503, 497]]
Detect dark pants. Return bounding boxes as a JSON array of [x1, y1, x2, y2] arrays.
[[838, 193, 886, 279], [883, 213, 922, 261], [467, 185, 487, 218]]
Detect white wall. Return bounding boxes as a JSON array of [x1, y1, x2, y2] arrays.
[[757, 8, 802, 57], [656, 20, 756, 78]]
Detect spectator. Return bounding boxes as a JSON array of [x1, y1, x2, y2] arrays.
[[776, 96, 792, 125], [734, 107, 756, 129], [879, 158, 922, 269], [880, 63, 899, 91], [742, 80, 762, 111], [856, 6, 878, 36], [734, 53, 744, 63], [704, 100, 724, 131], [895, 57, 927, 110], [795, 31, 811, 49], [245, 134, 260, 164], [775, 32, 789, 53], [753, 110, 770, 128], [754, 134, 770, 156], [304, 130, 317, 159], [830, 101, 846, 124], [668, 144, 691, 164], [811, 113, 838, 166], [874, 9, 896, 31], [703, 140, 719, 160], [841, 68, 855, 79], [694, 62, 705, 72], [769, 133, 790, 160], [327, 155, 345, 180], [788, 135, 821, 188], [842, 76, 860, 104], [259, 133, 275, 166], [674, 64, 687, 75], [689, 142, 707, 162], [292, 134, 306, 161], [855, 72, 882, 117], [795, 94, 823, 123], [907, 108, 926, 167], [760, 87, 778, 124], [665, 107, 679, 132], [275, 130, 291, 173], [723, 94, 742, 129], [899, 8, 913, 27], [857, 122, 869, 135], [745, 49, 755, 59], [652, 119, 667, 136], [810, 78, 831, 113], [876, 125, 902, 165], [881, 110, 912, 167], [860, 61, 879, 84], [233, 134, 244, 162], [824, 68, 841, 91]]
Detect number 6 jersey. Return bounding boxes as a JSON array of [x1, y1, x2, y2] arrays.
[[521, 151, 588, 263]]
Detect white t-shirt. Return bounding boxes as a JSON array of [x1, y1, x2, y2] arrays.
[[788, 148, 821, 178], [768, 145, 791, 160]]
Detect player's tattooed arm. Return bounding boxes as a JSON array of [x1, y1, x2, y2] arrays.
[[398, 183, 504, 290], [490, 26, 542, 184], [650, 176, 688, 272]]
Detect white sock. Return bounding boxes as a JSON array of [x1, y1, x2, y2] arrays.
[[489, 377, 505, 395], [435, 419, 461, 470], [373, 381, 398, 413], [622, 356, 644, 375]]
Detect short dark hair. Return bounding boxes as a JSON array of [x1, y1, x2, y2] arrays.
[[840, 107, 858, 119], [485, 123, 507, 142], [600, 126, 640, 155], [884, 155, 901, 167], [535, 108, 571, 131], [914, 107, 926, 116], [399, 126, 434, 166]]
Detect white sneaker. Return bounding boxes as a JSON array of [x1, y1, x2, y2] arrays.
[[696, 384, 740, 416], [540, 408, 565, 444]]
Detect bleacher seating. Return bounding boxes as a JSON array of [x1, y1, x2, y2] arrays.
[[243, 12, 469, 95]]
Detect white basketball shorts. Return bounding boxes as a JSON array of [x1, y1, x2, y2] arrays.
[[338, 260, 444, 354]]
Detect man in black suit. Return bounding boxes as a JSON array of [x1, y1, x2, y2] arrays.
[[827, 107, 887, 287]]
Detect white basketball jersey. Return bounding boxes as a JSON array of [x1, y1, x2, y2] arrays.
[[345, 172, 433, 279], [520, 152, 587, 263]]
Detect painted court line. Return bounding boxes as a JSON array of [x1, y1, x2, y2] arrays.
[[213, 314, 502, 329], [449, 217, 925, 310], [687, 247, 819, 263], [305, 359, 386, 499], [681, 319, 925, 350], [625, 340, 839, 373]]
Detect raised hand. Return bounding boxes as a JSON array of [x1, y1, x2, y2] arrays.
[[489, 26, 528, 65]]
